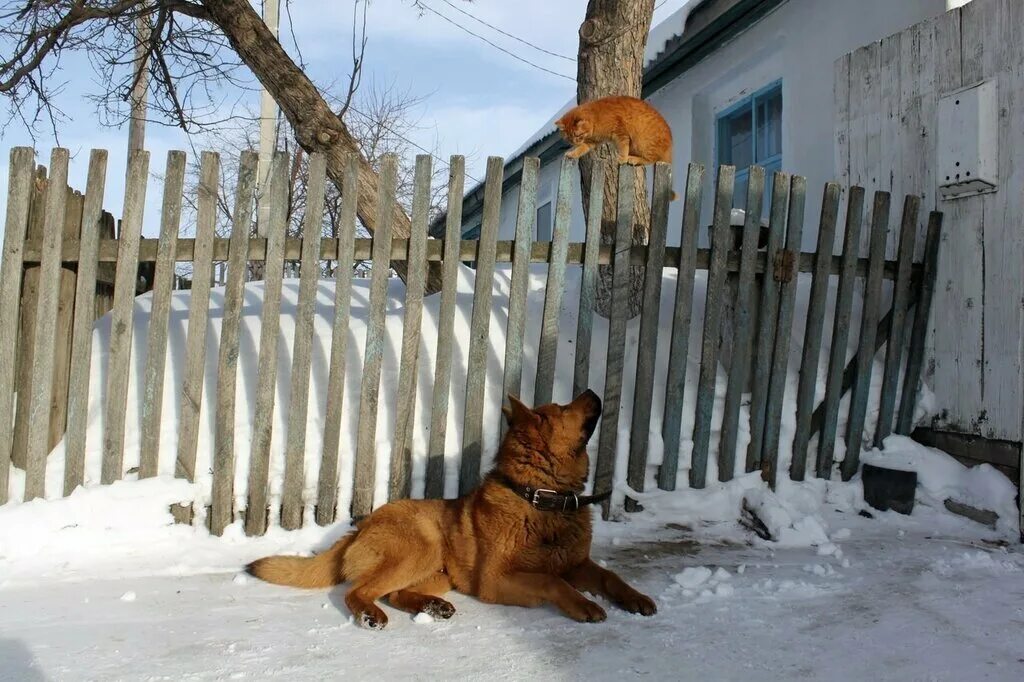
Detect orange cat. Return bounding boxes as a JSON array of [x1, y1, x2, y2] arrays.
[[555, 95, 676, 199]]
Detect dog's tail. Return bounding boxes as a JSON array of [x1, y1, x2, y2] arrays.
[[246, 533, 356, 589]]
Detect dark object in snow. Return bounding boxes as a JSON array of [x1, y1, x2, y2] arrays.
[[862, 463, 916, 515], [739, 500, 773, 541], [858, 510, 875, 519], [943, 499, 998, 528]]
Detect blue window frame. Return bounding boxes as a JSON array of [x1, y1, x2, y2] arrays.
[[716, 81, 782, 211]]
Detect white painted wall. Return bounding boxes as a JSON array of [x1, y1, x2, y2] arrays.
[[487, 0, 949, 250]]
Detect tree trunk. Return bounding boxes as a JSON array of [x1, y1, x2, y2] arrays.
[[199, 0, 441, 293], [577, 0, 656, 318]]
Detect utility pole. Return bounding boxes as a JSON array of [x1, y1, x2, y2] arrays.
[[256, 0, 281, 252]]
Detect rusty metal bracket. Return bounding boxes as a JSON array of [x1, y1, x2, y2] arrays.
[[773, 250, 796, 283]]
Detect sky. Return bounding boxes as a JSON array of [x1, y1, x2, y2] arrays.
[[0, 0, 693, 239]]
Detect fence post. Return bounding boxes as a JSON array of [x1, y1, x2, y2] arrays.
[[49, 189, 83, 453]]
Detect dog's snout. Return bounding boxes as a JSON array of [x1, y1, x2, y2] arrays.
[[580, 389, 602, 413]]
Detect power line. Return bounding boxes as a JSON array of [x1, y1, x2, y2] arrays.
[[418, 3, 576, 82], [437, 0, 575, 62]]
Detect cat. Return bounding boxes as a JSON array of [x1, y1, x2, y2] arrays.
[[555, 95, 677, 200]]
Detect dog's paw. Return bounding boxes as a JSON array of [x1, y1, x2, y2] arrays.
[[619, 591, 657, 616], [359, 611, 388, 630], [567, 598, 607, 623], [421, 598, 456, 620]]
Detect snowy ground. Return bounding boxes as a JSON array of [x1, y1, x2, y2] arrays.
[[1, 466, 1022, 682]]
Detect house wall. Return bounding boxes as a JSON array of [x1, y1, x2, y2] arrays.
[[835, 0, 1024, 443], [487, 0, 948, 247]]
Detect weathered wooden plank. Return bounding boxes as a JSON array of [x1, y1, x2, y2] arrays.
[[533, 156, 576, 406], [100, 150, 148, 486], [873, 195, 920, 447], [27, 237, 914, 280], [572, 165, 605, 400], [209, 151, 258, 536], [243, 151, 290, 535], [387, 155, 431, 502], [625, 163, 672, 510], [896, 213, 943, 435], [458, 156, 504, 496], [49, 189, 83, 457], [0, 147, 35, 504], [424, 156, 465, 500], [658, 164, 704, 490], [841, 191, 891, 482], [761, 176, 807, 488], [24, 151, 70, 499], [689, 164, 735, 489], [500, 157, 539, 441], [594, 165, 636, 513], [788, 183, 841, 482], [174, 152, 219, 489], [848, 39, 882, 247], [351, 154, 400, 518], [812, 187, 866, 480], [745, 172, 789, 473], [316, 155, 360, 525], [63, 153, 108, 495], [280, 154, 328, 529], [833, 53, 851, 189], [138, 151, 186, 480], [717, 165, 765, 482]]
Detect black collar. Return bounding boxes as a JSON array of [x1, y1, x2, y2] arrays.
[[495, 473, 611, 512]]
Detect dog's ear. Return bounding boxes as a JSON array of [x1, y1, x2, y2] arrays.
[[503, 394, 540, 427]]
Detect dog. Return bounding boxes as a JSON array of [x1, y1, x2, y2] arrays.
[[247, 389, 657, 629]]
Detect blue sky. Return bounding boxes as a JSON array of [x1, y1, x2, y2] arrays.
[[0, 0, 690, 238]]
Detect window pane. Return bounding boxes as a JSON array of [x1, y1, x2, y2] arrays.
[[756, 88, 782, 161], [720, 107, 753, 169], [536, 202, 552, 242]]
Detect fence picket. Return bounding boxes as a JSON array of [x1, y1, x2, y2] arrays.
[[388, 155, 431, 502], [50, 189, 83, 452], [100, 150, 148, 486], [760, 176, 807, 487], [458, 156, 504, 495], [210, 152, 258, 535], [789, 183, 841, 481], [896, 212, 942, 434], [813, 187, 866, 480], [841, 191, 891, 481], [718, 165, 766, 482], [873, 195, 920, 446], [175, 152, 219, 490], [533, 156, 576, 406], [316, 155, 360, 524], [746, 172, 790, 472], [351, 154, 400, 518], [572, 166, 605, 400], [280, 154, 328, 529], [657, 164, 705, 490], [424, 157, 465, 499], [689, 165, 735, 489], [594, 166, 636, 514], [625, 163, 672, 510], [501, 157, 539, 439], [0, 147, 35, 504], [139, 151, 186, 479], [63, 152, 108, 495], [25, 150, 71, 499], [244, 151, 290, 535]]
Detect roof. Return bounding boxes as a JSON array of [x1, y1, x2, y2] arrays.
[[430, 0, 787, 236]]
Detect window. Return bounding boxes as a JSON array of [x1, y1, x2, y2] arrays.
[[717, 81, 782, 211], [535, 201, 552, 242]]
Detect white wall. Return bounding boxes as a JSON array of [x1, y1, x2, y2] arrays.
[[490, 0, 949, 249]]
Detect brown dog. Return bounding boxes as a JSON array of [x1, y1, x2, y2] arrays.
[[248, 389, 656, 629]]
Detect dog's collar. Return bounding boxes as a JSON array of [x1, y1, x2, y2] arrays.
[[495, 473, 610, 512]]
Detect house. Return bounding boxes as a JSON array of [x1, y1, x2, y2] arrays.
[[431, 0, 960, 250]]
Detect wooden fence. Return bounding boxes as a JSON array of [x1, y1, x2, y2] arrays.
[[0, 146, 941, 534]]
